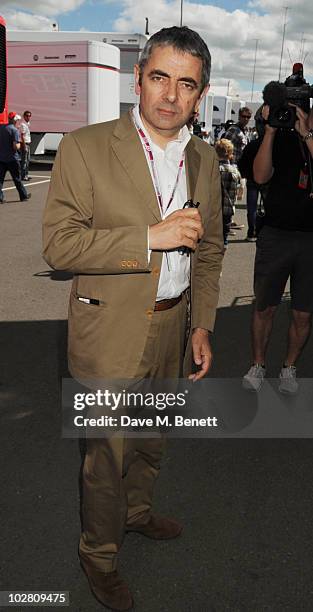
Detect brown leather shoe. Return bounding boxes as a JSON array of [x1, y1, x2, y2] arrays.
[[80, 560, 133, 611], [126, 513, 183, 539]]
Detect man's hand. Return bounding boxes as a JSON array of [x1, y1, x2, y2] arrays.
[[262, 104, 277, 135], [293, 105, 311, 138], [149, 208, 204, 251], [188, 327, 212, 382]]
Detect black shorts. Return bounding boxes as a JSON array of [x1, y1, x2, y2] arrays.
[[254, 225, 313, 312]]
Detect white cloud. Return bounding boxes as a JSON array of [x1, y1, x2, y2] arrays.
[[1, 0, 85, 17], [113, 0, 313, 98], [3, 10, 55, 30], [1, 1, 86, 36]]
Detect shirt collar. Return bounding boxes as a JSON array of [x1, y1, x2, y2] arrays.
[[133, 103, 191, 156]]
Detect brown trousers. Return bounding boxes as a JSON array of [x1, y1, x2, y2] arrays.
[[79, 297, 187, 572]]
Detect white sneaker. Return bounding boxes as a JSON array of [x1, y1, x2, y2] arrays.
[[278, 365, 298, 394], [243, 364, 266, 392]]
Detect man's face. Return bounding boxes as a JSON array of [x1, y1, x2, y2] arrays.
[[24, 112, 31, 123], [134, 45, 207, 140], [239, 111, 251, 128]]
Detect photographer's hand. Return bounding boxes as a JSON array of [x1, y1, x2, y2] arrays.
[[262, 104, 277, 135], [293, 105, 313, 158], [293, 105, 310, 138]]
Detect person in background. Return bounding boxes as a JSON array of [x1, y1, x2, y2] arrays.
[[189, 111, 204, 139], [214, 124, 223, 140], [224, 107, 253, 233], [224, 107, 252, 163], [192, 116, 203, 138], [19, 110, 32, 181], [0, 112, 30, 203], [238, 108, 264, 241], [215, 138, 241, 247], [217, 119, 234, 141]]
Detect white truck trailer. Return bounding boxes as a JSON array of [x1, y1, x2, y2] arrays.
[[212, 95, 233, 126], [7, 31, 147, 115], [7, 40, 120, 153], [230, 98, 246, 121], [198, 91, 214, 141]]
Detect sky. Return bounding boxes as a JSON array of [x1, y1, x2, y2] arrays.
[[2, 0, 313, 101]]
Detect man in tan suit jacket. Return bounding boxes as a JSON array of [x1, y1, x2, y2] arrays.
[[43, 26, 223, 611]]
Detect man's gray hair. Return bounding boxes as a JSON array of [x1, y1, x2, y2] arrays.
[[138, 26, 211, 93]]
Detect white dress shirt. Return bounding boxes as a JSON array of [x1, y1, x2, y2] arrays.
[[133, 104, 191, 300]]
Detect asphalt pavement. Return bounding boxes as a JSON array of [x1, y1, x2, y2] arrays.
[[1, 163, 313, 612]]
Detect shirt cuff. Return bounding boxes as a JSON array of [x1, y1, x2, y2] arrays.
[[147, 227, 152, 263]]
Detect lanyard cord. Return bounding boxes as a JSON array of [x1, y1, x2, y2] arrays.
[[132, 111, 185, 216], [298, 134, 313, 197]]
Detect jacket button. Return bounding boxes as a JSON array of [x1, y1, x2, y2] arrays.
[[146, 309, 154, 318]]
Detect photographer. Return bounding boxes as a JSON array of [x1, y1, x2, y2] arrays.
[[243, 101, 313, 394]]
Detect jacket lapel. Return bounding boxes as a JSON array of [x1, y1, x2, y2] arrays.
[[185, 138, 201, 275], [185, 138, 201, 201], [111, 112, 161, 222]]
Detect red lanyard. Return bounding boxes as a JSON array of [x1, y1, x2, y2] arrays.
[[133, 111, 185, 216]]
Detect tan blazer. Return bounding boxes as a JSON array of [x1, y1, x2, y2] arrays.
[[43, 112, 224, 379]]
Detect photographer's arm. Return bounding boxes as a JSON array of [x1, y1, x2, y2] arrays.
[[294, 106, 313, 158], [305, 137, 313, 158], [253, 106, 277, 184]]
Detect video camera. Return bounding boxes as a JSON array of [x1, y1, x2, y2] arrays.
[[263, 63, 313, 129]]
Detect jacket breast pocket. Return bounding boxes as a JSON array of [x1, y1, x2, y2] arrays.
[[75, 293, 107, 308]]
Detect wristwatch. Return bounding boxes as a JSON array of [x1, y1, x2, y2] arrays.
[[303, 129, 313, 141]]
